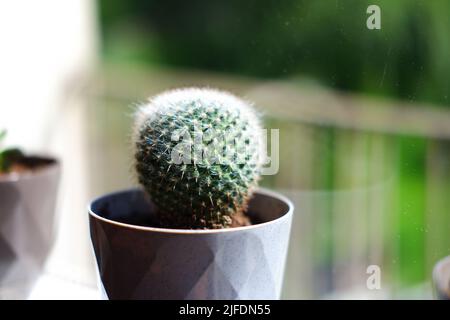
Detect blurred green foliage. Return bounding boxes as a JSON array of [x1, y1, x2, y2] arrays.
[[99, 0, 450, 106], [0, 130, 24, 172]]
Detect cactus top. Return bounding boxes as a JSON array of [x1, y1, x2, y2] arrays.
[[134, 88, 264, 229]]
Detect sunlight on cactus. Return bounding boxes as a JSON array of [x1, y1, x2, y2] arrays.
[[133, 88, 264, 229]]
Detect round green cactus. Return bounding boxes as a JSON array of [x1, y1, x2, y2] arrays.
[[133, 88, 264, 229]]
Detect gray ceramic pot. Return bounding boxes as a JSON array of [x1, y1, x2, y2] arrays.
[[89, 188, 293, 300], [0, 157, 60, 299], [433, 255, 450, 300]]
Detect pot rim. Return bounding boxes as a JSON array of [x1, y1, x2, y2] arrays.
[[0, 156, 60, 183], [88, 187, 294, 235]]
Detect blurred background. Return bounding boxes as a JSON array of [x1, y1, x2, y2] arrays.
[[1, 0, 449, 299]]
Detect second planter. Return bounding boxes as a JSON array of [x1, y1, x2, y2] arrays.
[[0, 157, 60, 298]]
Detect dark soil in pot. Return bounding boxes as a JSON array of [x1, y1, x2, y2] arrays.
[[96, 195, 260, 230], [0, 156, 56, 177]]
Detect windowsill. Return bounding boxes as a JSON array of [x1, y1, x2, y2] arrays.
[[28, 272, 100, 300]]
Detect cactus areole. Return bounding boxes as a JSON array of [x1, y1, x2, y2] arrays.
[[133, 88, 264, 229]]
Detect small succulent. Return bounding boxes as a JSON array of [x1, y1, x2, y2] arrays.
[[133, 88, 264, 229], [0, 130, 24, 173]]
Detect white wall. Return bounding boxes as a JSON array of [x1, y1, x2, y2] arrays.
[[0, 0, 97, 150], [0, 0, 99, 292]]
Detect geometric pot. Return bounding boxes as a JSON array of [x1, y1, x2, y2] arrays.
[[0, 157, 60, 299], [89, 188, 293, 300], [433, 255, 450, 300]]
